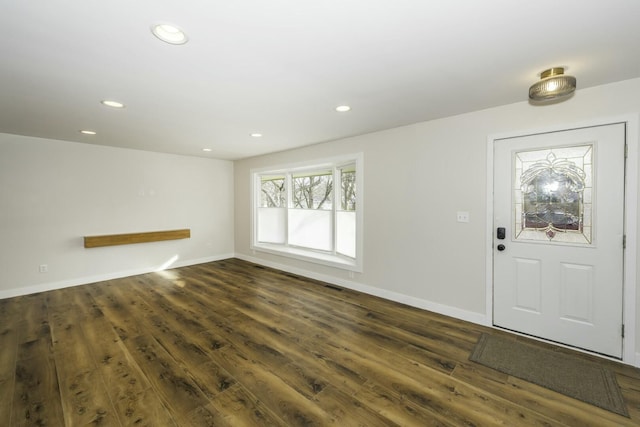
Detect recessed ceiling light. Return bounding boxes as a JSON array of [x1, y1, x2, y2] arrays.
[[101, 100, 125, 109], [336, 105, 351, 112], [202, 148, 212, 152], [151, 23, 188, 45], [80, 130, 97, 135], [250, 133, 263, 138]]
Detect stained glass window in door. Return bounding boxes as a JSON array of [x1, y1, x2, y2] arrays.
[[514, 145, 593, 244]]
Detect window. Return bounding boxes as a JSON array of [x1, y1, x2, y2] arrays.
[[252, 154, 363, 271], [514, 145, 592, 244], [336, 164, 356, 258]]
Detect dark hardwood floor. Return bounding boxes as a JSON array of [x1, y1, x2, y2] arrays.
[[1, 258, 639, 426]]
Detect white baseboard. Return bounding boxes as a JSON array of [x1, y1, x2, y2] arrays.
[[236, 254, 640, 367], [5, 252, 637, 368], [0, 253, 235, 300], [235, 253, 487, 326]]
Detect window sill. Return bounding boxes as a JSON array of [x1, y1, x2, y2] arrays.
[[252, 243, 361, 272]]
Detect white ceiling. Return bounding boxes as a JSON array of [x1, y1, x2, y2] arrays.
[[1, 1, 639, 160]]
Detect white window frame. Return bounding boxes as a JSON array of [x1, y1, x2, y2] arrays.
[[251, 153, 363, 272]]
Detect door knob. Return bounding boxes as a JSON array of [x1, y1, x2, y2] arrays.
[[497, 244, 506, 251]]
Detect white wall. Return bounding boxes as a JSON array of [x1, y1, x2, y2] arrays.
[[234, 78, 640, 359], [3, 79, 639, 361], [0, 133, 235, 298]]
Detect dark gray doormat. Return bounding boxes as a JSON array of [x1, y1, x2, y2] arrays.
[[469, 333, 629, 417]]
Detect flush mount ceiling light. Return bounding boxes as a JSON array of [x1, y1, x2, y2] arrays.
[[151, 23, 188, 45], [202, 148, 212, 152], [101, 100, 125, 109], [336, 105, 351, 112], [80, 130, 97, 135], [250, 133, 263, 138], [528, 67, 576, 101]]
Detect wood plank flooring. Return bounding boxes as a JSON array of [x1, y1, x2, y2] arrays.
[[1, 258, 639, 426]]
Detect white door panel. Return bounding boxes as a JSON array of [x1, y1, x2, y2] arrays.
[[493, 124, 625, 358]]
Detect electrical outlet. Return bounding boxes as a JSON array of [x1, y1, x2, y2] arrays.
[[39, 264, 48, 273], [457, 211, 470, 223]]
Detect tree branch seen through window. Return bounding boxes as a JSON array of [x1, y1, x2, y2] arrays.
[[293, 173, 333, 210]]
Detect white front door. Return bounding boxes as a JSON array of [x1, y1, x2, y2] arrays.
[[493, 123, 626, 358]]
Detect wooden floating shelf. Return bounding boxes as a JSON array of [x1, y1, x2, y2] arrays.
[[84, 229, 191, 248]]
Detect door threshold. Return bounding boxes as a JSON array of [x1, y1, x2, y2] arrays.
[[491, 324, 624, 364]]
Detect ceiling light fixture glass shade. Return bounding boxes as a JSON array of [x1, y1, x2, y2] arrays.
[[151, 23, 188, 45], [529, 67, 576, 101]]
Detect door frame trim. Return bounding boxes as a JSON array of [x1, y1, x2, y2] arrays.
[[485, 114, 639, 366]]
